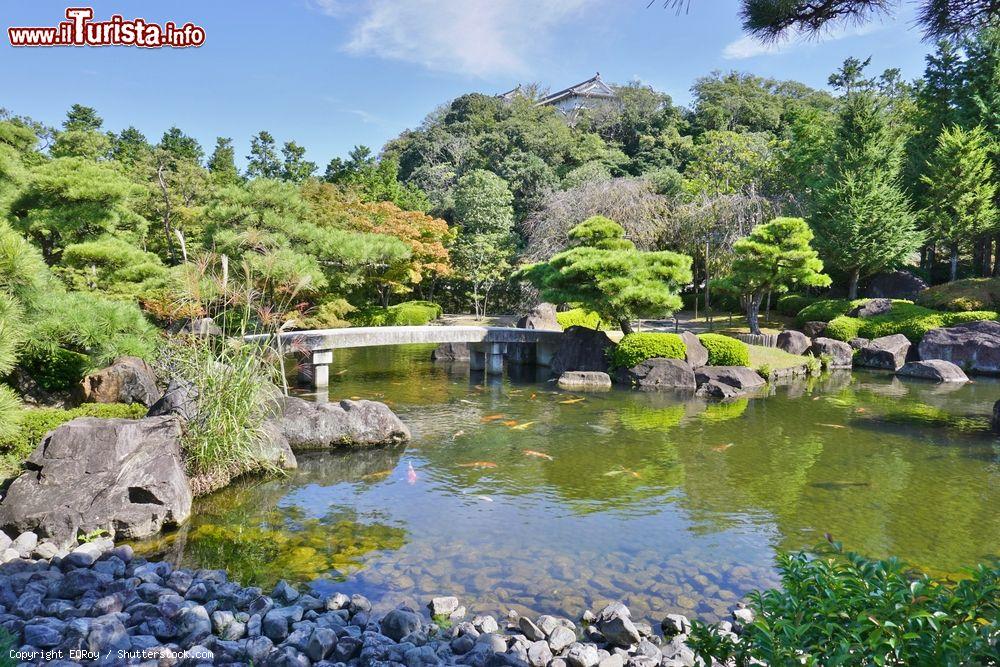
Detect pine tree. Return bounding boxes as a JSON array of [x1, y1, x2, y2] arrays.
[[207, 137, 240, 185], [810, 91, 923, 298], [246, 131, 282, 179], [280, 141, 317, 183], [921, 125, 998, 281]]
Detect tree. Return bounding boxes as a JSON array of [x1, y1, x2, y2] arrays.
[[207, 137, 240, 185], [63, 104, 102, 131], [111, 126, 151, 169], [246, 131, 282, 179], [158, 127, 204, 164], [713, 217, 831, 335], [281, 141, 317, 183], [921, 125, 998, 281], [684, 130, 779, 197], [810, 91, 922, 299], [517, 216, 693, 334]]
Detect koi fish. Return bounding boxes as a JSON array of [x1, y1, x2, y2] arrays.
[[477, 495, 494, 502], [855, 408, 867, 414], [457, 461, 498, 469], [501, 420, 519, 426], [361, 470, 392, 481], [335, 369, 349, 376], [481, 414, 506, 423], [711, 444, 733, 452], [460, 399, 475, 405], [529, 393, 537, 400], [406, 461, 417, 485], [350, 396, 362, 400], [605, 467, 641, 479], [560, 398, 586, 404], [818, 423, 847, 429], [523, 450, 553, 461], [452, 430, 466, 439], [510, 421, 536, 430]]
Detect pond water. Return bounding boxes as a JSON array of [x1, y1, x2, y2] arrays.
[[136, 345, 1000, 625]]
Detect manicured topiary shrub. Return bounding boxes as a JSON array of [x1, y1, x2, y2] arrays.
[[608, 333, 686, 369], [823, 303, 998, 344], [353, 300, 443, 326], [776, 294, 818, 317], [697, 333, 750, 366], [556, 308, 602, 330], [916, 276, 1000, 312], [794, 299, 857, 325]]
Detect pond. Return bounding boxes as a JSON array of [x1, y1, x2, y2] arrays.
[[135, 345, 1000, 625]]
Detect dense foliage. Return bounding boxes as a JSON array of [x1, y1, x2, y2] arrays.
[[687, 542, 1000, 666], [697, 333, 751, 366], [608, 333, 686, 369]]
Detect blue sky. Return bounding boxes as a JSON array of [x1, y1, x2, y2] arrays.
[[2, 0, 931, 169]]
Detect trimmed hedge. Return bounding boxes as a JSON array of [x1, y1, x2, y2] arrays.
[[916, 277, 1000, 312], [353, 300, 443, 327], [608, 333, 686, 369], [824, 303, 997, 344], [0, 403, 147, 470], [776, 294, 819, 318], [698, 334, 750, 366], [556, 308, 602, 330]]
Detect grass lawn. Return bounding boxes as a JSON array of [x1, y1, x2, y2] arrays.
[[747, 344, 809, 370]]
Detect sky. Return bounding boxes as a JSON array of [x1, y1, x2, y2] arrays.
[[1, 0, 932, 169]]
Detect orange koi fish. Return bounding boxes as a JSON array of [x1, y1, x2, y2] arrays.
[[523, 450, 554, 461], [510, 421, 536, 430], [481, 414, 506, 423], [457, 461, 498, 469]]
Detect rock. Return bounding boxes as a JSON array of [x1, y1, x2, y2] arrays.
[[732, 606, 755, 626], [594, 602, 640, 648], [274, 396, 411, 450], [0, 416, 191, 547], [306, 627, 338, 661], [849, 298, 893, 318], [517, 303, 560, 331], [811, 337, 853, 369], [550, 327, 615, 376], [680, 331, 708, 368], [867, 270, 928, 300], [11, 531, 37, 558], [32, 541, 59, 560], [557, 371, 613, 390], [179, 317, 222, 337], [776, 330, 810, 355], [802, 321, 827, 338], [695, 380, 744, 399], [272, 580, 300, 604], [519, 616, 545, 641], [849, 337, 870, 350], [897, 359, 969, 383], [429, 596, 460, 617], [616, 359, 695, 391], [566, 642, 601, 667], [527, 640, 553, 667], [918, 320, 1000, 375], [146, 379, 199, 422], [660, 614, 690, 637], [856, 334, 910, 370], [694, 367, 765, 391], [380, 607, 422, 641], [548, 626, 576, 652], [432, 342, 470, 362], [473, 615, 500, 634], [78, 356, 160, 407]]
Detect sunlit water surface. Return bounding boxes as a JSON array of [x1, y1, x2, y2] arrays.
[[136, 345, 1000, 624]]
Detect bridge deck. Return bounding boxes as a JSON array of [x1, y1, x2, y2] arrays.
[[246, 325, 564, 352]]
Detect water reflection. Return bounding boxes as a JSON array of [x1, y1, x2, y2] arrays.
[[135, 345, 1000, 624]]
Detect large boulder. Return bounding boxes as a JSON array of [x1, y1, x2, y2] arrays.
[[178, 317, 223, 337], [802, 321, 827, 338], [811, 338, 852, 369], [855, 334, 910, 370], [517, 303, 560, 331], [867, 270, 928, 300], [147, 378, 199, 422], [896, 360, 969, 383], [78, 357, 161, 407], [694, 366, 765, 391], [0, 416, 191, 547], [616, 359, 696, 391], [431, 342, 470, 362], [680, 331, 708, 368], [917, 320, 1000, 375], [849, 298, 893, 318], [776, 330, 810, 355], [274, 396, 411, 450], [550, 326, 614, 376], [557, 371, 612, 390], [695, 380, 743, 399]]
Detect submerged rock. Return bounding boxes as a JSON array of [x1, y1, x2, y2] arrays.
[[275, 396, 411, 450], [558, 371, 613, 390]]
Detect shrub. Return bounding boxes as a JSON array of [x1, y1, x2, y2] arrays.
[[556, 307, 602, 330], [687, 542, 1000, 666], [824, 316, 864, 341], [299, 298, 356, 329], [916, 276, 1000, 312], [698, 334, 750, 366], [823, 303, 998, 344], [608, 333, 686, 369], [18, 346, 91, 392], [795, 298, 857, 325], [353, 300, 442, 326], [776, 294, 818, 317], [0, 402, 146, 468]]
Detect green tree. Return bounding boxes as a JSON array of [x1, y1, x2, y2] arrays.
[[684, 129, 778, 196], [246, 131, 282, 179], [810, 91, 922, 298], [280, 141, 317, 183], [63, 104, 103, 131], [207, 137, 241, 185], [158, 127, 204, 164], [517, 215, 693, 334], [50, 129, 111, 160], [454, 170, 514, 235], [713, 217, 831, 335], [111, 126, 151, 169], [921, 125, 998, 281]]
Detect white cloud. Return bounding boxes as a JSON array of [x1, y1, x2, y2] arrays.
[[722, 22, 883, 60], [316, 0, 598, 78]]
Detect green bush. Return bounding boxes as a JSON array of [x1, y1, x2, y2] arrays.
[[916, 276, 1000, 312], [794, 298, 857, 325], [698, 333, 750, 366], [608, 333, 686, 369], [824, 303, 998, 344], [687, 543, 1000, 666], [776, 294, 818, 317], [353, 300, 443, 326], [18, 346, 91, 392], [0, 402, 146, 466], [556, 307, 602, 330]]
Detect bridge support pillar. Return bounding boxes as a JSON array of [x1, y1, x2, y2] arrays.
[[311, 349, 333, 393], [487, 342, 504, 375], [535, 340, 556, 367], [469, 344, 486, 372]]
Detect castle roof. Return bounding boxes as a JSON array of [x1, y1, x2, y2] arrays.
[[537, 73, 616, 106]]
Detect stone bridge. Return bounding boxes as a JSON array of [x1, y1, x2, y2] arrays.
[[246, 326, 565, 389]]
